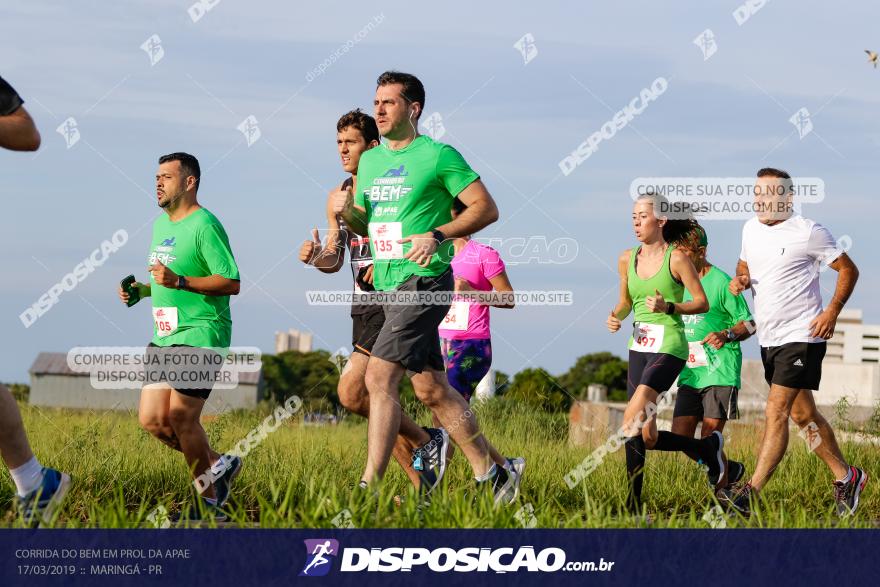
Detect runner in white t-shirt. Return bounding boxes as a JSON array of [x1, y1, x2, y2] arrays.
[[719, 167, 867, 518]]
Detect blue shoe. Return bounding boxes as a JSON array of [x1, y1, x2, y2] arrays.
[[15, 468, 72, 526], [413, 428, 449, 496], [212, 455, 242, 507]]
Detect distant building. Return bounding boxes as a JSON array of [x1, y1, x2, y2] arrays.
[[825, 309, 880, 364], [28, 352, 264, 415], [275, 329, 313, 354]]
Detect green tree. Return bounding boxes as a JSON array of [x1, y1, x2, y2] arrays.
[[261, 350, 340, 411], [557, 352, 627, 401], [505, 368, 571, 412]]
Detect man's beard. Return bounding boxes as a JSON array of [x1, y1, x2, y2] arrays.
[[158, 191, 181, 209]]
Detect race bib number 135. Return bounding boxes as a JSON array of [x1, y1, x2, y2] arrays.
[[368, 222, 403, 260]]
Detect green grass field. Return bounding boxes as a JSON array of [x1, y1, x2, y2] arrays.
[[1, 399, 877, 528]]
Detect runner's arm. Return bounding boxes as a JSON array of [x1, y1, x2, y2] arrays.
[[180, 275, 240, 296], [0, 104, 40, 151], [612, 249, 632, 320], [312, 196, 346, 273], [729, 259, 750, 294], [433, 179, 499, 239], [486, 270, 515, 308], [809, 252, 859, 339], [668, 249, 709, 315], [824, 253, 858, 315]]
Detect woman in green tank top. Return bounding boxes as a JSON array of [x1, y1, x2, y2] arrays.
[[604, 194, 724, 514]]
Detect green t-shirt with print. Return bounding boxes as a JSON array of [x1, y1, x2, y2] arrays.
[[354, 135, 480, 291], [148, 208, 239, 348], [679, 266, 753, 389]]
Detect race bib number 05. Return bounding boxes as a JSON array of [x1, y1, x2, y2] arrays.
[[686, 341, 708, 368], [153, 306, 178, 337], [442, 301, 470, 331], [368, 222, 403, 260], [629, 322, 664, 353]]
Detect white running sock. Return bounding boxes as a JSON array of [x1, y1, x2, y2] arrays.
[[10, 457, 44, 497], [838, 467, 853, 484], [475, 464, 497, 483]]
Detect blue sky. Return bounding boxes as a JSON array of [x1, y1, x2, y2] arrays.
[[1, 0, 878, 383]]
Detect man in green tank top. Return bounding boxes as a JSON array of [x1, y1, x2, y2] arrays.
[[670, 224, 756, 489]]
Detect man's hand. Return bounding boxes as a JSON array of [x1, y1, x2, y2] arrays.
[[400, 232, 438, 268], [607, 309, 621, 333], [149, 260, 178, 288], [703, 331, 727, 350], [331, 186, 354, 215], [118, 281, 148, 305], [729, 275, 750, 296], [645, 289, 669, 313], [363, 264, 374, 285], [299, 228, 322, 265], [809, 309, 838, 339]]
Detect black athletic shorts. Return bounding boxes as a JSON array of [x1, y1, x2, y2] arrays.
[[627, 350, 686, 398], [673, 385, 740, 420], [144, 343, 222, 400], [761, 342, 826, 390], [371, 270, 451, 373], [352, 305, 385, 356]]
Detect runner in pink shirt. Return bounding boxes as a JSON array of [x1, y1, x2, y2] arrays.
[[437, 197, 525, 490]]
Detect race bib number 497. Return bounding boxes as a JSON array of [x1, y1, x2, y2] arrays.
[[368, 222, 403, 260], [629, 322, 664, 353]]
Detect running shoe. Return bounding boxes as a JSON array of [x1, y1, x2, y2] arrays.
[[700, 431, 725, 487], [212, 454, 242, 507], [717, 481, 752, 518], [834, 466, 868, 517], [490, 466, 517, 506], [412, 427, 449, 495], [726, 460, 746, 487], [507, 457, 526, 501], [15, 468, 71, 527]]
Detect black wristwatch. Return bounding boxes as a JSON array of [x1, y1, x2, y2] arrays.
[[177, 275, 187, 290], [431, 229, 446, 243], [665, 302, 675, 315], [725, 328, 736, 342]]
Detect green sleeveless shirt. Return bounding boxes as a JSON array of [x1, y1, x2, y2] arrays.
[[626, 245, 688, 360]]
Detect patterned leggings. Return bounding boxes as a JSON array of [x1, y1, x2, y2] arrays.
[[440, 338, 493, 403]]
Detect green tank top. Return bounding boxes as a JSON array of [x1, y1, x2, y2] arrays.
[[626, 245, 688, 360]]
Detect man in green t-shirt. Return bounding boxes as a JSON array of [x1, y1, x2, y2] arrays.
[[117, 153, 241, 521], [335, 71, 520, 504], [671, 224, 756, 489]]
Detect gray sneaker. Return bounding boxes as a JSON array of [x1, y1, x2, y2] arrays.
[[506, 457, 526, 501], [834, 466, 868, 517]]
